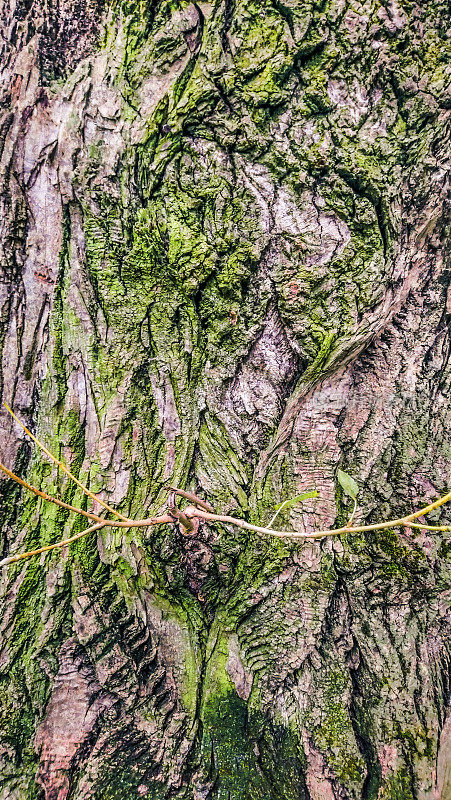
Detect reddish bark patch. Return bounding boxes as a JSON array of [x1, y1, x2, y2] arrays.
[[35, 639, 114, 800]]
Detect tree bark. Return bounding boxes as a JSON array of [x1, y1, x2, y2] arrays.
[[0, 0, 450, 798]]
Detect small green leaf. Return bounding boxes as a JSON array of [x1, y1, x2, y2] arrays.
[[337, 469, 359, 500], [274, 490, 319, 511]]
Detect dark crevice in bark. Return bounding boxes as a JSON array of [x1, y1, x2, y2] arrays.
[[335, 167, 390, 262], [220, 0, 235, 55], [1, 0, 450, 796]]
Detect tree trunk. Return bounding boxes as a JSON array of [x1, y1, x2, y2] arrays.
[[0, 0, 450, 797]]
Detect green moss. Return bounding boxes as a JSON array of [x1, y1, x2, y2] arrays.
[[0, 408, 95, 779], [301, 330, 337, 383], [369, 528, 427, 584], [382, 770, 415, 800], [308, 669, 365, 786], [0, 688, 40, 797], [197, 415, 250, 508], [1, 0, 447, 795], [200, 689, 307, 800], [320, 549, 338, 588], [122, 206, 167, 288], [93, 766, 167, 800], [396, 725, 435, 761]]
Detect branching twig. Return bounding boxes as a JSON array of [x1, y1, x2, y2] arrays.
[[0, 461, 105, 524], [192, 506, 451, 539], [0, 409, 450, 569], [0, 513, 173, 568], [267, 498, 293, 529], [3, 404, 129, 522]]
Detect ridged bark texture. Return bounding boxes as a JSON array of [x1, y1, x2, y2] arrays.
[[0, 0, 450, 798]]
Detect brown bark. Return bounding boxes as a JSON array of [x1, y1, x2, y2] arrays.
[[0, 0, 450, 798]]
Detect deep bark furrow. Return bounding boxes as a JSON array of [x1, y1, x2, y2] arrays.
[[0, 0, 450, 798]]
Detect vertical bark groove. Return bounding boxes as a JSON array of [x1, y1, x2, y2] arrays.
[[0, 0, 450, 797]]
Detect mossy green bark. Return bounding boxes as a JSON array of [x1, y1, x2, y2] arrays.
[[0, 0, 450, 798]]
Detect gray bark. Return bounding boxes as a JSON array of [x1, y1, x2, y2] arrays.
[[0, 0, 450, 798]]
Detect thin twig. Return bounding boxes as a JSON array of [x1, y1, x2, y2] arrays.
[[403, 521, 451, 532], [345, 497, 357, 528], [0, 430, 450, 569], [403, 490, 451, 521], [0, 462, 105, 523], [165, 486, 214, 513], [190, 501, 451, 540], [0, 513, 174, 568], [3, 404, 129, 522], [267, 498, 291, 529], [0, 522, 107, 568]]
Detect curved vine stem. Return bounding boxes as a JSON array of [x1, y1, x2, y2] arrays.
[[345, 497, 358, 528], [0, 461, 105, 524], [0, 522, 107, 568], [3, 404, 129, 522], [267, 498, 293, 529], [0, 407, 450, 569], [191, 504, 451, 540], [0, 476, 449, 568]]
